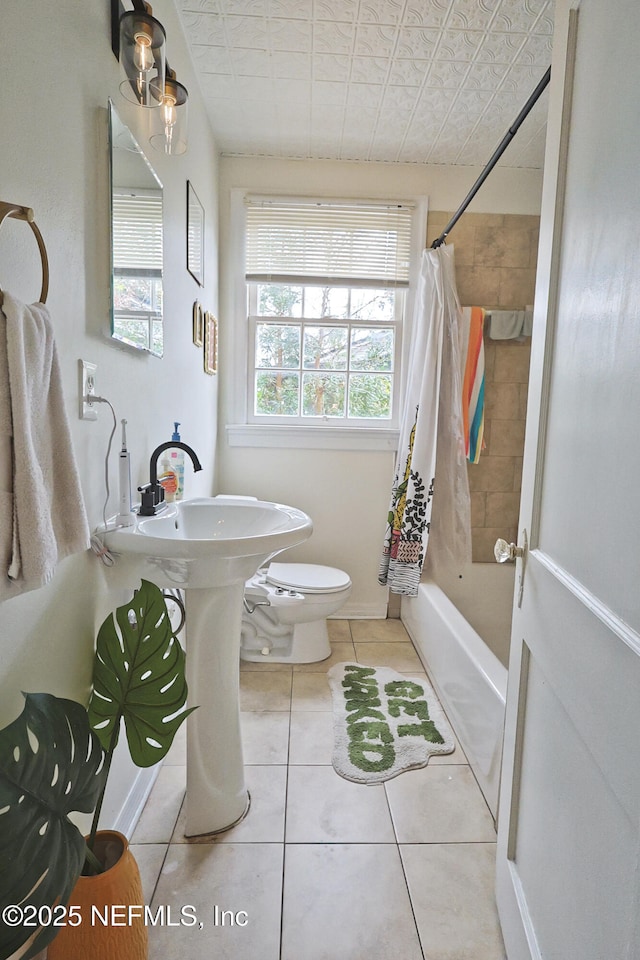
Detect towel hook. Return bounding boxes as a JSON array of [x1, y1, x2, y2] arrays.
[[0, 201, 50, 305]]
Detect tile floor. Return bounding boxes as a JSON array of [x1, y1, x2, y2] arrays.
[[130, 619, 506, 960]]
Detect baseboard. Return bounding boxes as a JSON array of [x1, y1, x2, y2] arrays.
[[111, 764, 161, 840], [330, 600, 388, 619]]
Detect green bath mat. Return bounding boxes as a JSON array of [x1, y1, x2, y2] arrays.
[[327, 662, 455, 784]]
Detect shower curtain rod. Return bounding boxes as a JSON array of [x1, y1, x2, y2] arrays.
[[431, 66, 551, 249]]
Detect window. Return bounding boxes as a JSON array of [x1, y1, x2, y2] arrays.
[[244, 198, 416, 430], [112, 189, 163, 353], [250, 282, 401, 423]]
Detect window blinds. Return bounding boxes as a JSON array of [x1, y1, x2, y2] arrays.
[[245, 198, 413, 287], [112, 191, 163, 275]]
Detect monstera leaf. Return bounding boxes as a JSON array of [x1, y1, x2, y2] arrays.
[[0, 693, 107, 960], [89, 579, 195, 768]]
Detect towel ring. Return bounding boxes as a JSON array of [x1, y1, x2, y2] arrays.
[[0, 201, 49, 304]]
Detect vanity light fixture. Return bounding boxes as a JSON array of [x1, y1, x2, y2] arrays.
[[117, 4, 166, 107], [111, 0, 189, 154], [149, 70, 189, 156]]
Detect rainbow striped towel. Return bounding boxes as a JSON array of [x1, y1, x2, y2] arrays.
[[461, 306, 485, 463]]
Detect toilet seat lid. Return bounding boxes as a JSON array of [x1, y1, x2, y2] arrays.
[[266, 563, 351, 594]]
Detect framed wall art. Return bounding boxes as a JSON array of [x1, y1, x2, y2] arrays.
[[192, 300, 204, 347], [204, 311, 218, 375]]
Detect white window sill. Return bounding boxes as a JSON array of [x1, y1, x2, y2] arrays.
[[225, 423, 399, 451]]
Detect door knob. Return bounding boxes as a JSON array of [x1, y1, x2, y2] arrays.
[[495, 531, 528, 607], [494, 538, 524, 563]]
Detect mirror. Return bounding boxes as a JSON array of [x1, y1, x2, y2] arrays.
[[108, 99, 164, 357]]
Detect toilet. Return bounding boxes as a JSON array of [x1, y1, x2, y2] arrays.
[[241, 562, 352, 663]]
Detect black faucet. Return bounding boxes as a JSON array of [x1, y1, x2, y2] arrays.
[[138, 442, 203, 515]]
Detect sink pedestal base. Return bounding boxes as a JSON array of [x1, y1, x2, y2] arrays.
[[184, 582, 249, 836]]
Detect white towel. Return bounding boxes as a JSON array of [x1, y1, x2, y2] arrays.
[[488, 309, 533, 340], [0, 291, 90, 601]]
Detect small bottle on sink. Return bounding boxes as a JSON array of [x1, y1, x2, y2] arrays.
[[168, 422, 186, 500]]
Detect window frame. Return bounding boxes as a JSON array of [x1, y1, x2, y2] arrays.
[[226, 190, 428, 452]]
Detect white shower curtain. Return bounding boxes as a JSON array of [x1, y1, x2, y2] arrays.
[[379, 245, 471, 596]]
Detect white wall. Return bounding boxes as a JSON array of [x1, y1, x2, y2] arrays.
[[217, 157, 543, 617], [0, 0, 220, 829]]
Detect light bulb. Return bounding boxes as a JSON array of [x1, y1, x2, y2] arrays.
[[162, 95, 177, 128], [133, 32, 153, 74]]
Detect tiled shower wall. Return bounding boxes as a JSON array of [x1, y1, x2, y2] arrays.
[[426, 211, 540, 562]]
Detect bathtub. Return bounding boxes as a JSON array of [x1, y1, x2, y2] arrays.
[[401, 563, 513, 819]]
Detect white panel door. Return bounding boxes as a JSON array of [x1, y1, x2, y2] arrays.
[[496, 2, 640, 958]]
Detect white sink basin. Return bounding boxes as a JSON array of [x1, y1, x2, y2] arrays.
[[103, 495, 313, 836], [104, 496, 313, 588]]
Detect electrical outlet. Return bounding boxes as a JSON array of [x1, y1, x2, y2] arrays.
[[80, 360, 98, 420]]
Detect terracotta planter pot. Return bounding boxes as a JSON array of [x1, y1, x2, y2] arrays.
[[48, 830, 148, 960]]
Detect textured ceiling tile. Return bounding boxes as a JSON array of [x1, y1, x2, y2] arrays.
[[312, 53, 351, 81], [387, 58, 431, 86], [312, 80, 348, 104], [448, 0, 498, 31], [492, 0, 549, 33], [239, 99, 279, 122], [180, 0, 222, 12], [190, 44, 234, 74], [275, 137, 309, 158], [340, 143, 371, 160], [413, 86, 458, 121], [350, 57, 390, 84], [396, 27, 440, 59], [270, 51, 312, 79], [403, 122, 448, 149], [455, 137, 500, 165], [498, 62, 543, 92], [397, 144, 429, 162], [452, 89, 494, 120], [275, 102, 311, 127], [368, 143, 399, 162], [354, 24, 397, 57], [347, 83, 384, 108], [476, 91, 518, 123], [226, 77, 275, 98], [436, 29, 485, 61], [464, 62, 510, 89], [476, 31, 527, 62], [377, 102, 414, 124], [271, 78, 312, 102], [311, 105, 346, 135], [518, 33, 554, 64], [229, 48, 271, 76], [198, 73, 237, 97], [313, 21, 355, 54], [268, 0, 313, 17], [381, 85, 420, 111], [533, 11, 555, 34], [181, 11, 226, 44], [224, 15, 269, 48], [425, 60, 470, 88], [314, 0, 358, 21], [427, 141, 465, 164], [343, 105, 379, 134], [404, 0, 451, 29], [222, 0, 268, 14], [433, 127, 481, 152], [269, 18, 313, 52], [358, 0, 404, 25]]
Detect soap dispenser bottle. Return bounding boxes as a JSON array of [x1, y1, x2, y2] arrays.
[[169, 422, 186, 501]]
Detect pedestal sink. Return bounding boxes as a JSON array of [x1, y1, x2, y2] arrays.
[[103, 496, 312, 836]]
